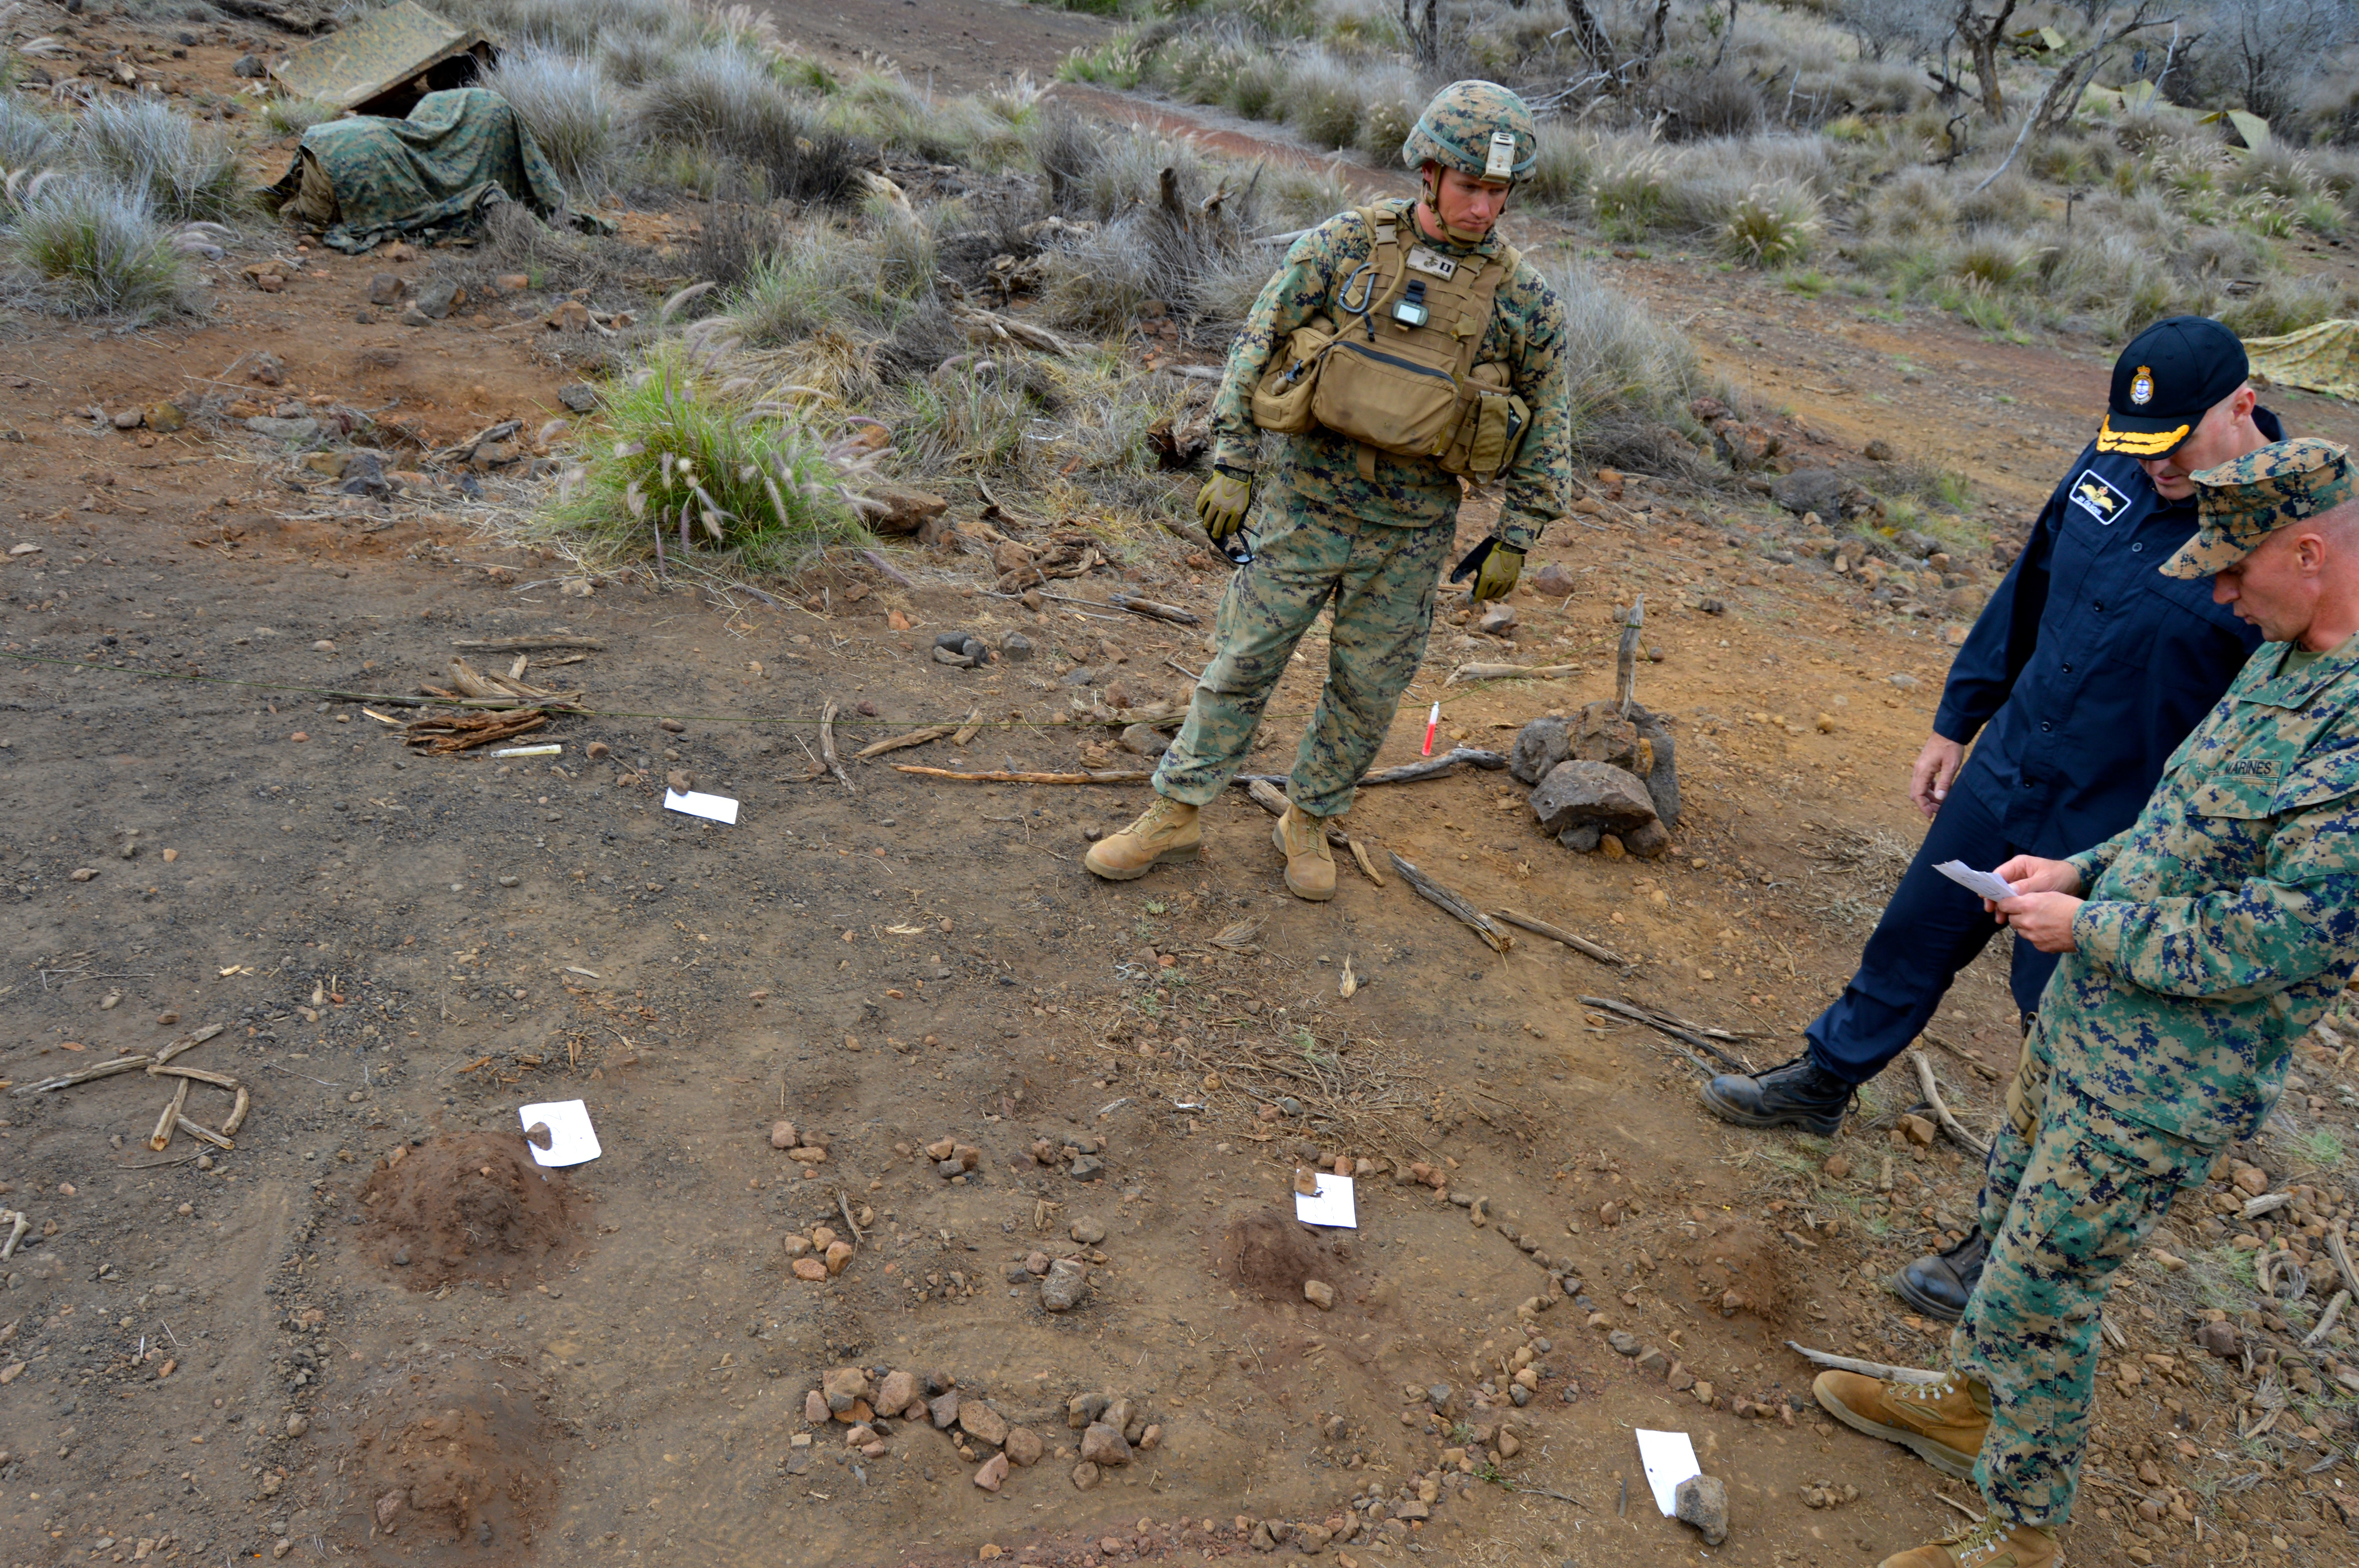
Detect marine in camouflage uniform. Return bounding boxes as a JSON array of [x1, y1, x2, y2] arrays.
[[1819, 438, 2359, 1568], [1085, 82, 1570, 898]]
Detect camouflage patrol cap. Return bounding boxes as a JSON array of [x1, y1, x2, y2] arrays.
[[1402, 80, 1536, 183], [2160, 437, 2358, 578]]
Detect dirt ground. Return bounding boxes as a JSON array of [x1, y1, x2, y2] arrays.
[[4, 10, 2359, 1568]]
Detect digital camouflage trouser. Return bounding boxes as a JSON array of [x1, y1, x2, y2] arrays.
[[1950, 1021, 2211, 1530], [1152, 495, 1453, 820]]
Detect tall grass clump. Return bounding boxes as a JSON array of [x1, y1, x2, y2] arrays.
[[0, 96, 60, 171], [636, 49, 865, 203], [10, 178, 185, 317], [1521, 124, 1591, 212], [1720, 181, 1819, 267], [262, 98, 338, 137], [1549, 258, 1716, 471], [71, 94, 243, 222], [555, 343, 863, 573], [482, 45, 625, 192]]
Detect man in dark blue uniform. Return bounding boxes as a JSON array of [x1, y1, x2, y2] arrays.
[[1701, 317, 2280, 1318]]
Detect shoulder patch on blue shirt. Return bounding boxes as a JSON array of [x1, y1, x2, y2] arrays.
[[2069, 468, 2132, 525]]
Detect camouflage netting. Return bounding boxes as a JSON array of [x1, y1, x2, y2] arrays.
[[265, 87, 567, 254]]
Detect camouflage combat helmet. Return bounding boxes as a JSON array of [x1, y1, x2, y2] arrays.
[[1401, 80, 1537, 183]]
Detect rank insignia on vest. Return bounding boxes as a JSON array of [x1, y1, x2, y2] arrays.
[[2070, 468, 2131, 524], [1405, 246, 1458, 279]]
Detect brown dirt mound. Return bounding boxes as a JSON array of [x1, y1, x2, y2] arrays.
[[1214, 1209, 1354, 1301], [349, 1365, 558, 1555], [356, 1132, 585, 1289]]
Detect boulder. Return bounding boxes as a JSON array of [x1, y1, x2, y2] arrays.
[[863, 482, 950, 537], [1530, 561, 1577, 597], [1530, 760, 1657, 841], [1770, 468, 1842, 519], [1571, 701, 1651, 776]]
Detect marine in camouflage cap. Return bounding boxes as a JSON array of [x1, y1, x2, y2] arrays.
[[2161, 436, 2356, 577]]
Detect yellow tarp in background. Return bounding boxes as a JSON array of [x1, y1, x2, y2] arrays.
[[2245, 320, 2359, 403]]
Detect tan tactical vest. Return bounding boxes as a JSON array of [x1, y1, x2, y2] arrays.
[[1249, 205, 1530, 485]]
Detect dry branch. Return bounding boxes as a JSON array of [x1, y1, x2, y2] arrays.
[[149, 1077, 191, 1152], [403, 708, 549, 753], [895, 766, 1154, 784], [818, 700, 855, 793], [854, 724, 958, 759], [0, 1209, 27, 1261], [1493, 909, 1627, 967], [222, 1084, 251, 1137], [1107, 592, 1202, 627], [147, 1063, 239, 1091], [951, 707, 985, 746], [12, 1054, 154, 1096], [2303, 1289, 2348, 1350], [1580, 996, 1749, 1072], [2331, 1227, 2359, 1298], [449, 636, 603, 652], [173, 1114, 234, 1151], [1909, 1049, 1990, 1159], [1389, 853, 1511, 953], [154, 1022, 225, 1065], [1446, 662, 1583, 685], [1785, 1341, 1943, 1383]]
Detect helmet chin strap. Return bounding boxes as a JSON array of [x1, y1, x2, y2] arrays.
[[1419, 163, 1498, 245]]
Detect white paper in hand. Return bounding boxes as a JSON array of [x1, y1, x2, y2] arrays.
[[1293, 1172, 1358, 1229], [1636, 1429, 1701, 1516], [663, 788, 740, 826], [518, 1099, 601, 1167], [1934, 860, 2018, 902]]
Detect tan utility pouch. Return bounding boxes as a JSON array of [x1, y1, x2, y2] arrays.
[[1249, 312, 1338, 435], [1250, 205, 1527, 484]]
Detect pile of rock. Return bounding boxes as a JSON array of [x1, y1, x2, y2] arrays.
[[1509, 701, 1680, 858], [798, 1367, 1050, 1490], [922, 1133, 982, 1181], [767, 1119, 830, 1167], [1066, 1391, 1162, 1491], [1026, 1131, 1108, 1182], [781, 1222, 854, 1283]]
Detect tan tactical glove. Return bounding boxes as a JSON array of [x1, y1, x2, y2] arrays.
[[1196, 467, 1253, 543], [1451, 538, 1524, 603]]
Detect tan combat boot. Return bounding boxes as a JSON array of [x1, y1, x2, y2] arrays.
[[1813, 1368, 1990, 1480], [1270, 803, 1336, 902], [1875, 1515, 2059, 1568], [1084, 797, 1201, 881]]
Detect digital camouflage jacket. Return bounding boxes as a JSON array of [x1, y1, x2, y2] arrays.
[[2054, 633, 2359, 1148], [1207, 198, 1570, 553]]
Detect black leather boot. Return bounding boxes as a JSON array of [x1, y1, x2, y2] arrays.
[[1895, 1231, 1989, 1323], [1699, 1054, 1854, 1136]]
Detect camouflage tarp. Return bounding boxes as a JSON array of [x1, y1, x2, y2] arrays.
[[271, 1, 493, 117], [2246, 320, 2359, 404], [265, 87, 567, 254]]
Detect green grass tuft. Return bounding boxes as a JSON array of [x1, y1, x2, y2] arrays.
[[10, 178, 185, 317]]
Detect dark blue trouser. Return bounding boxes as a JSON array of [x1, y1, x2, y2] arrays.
[[1803, 777, 2059, 1086]]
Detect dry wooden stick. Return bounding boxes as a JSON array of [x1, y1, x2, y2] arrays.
[[222, 1084, 251, 1137], [951, 707, 985, 746], [1446, 661, 1583, 685], [2330, 1226, 2359, 1298], [1785, 1341, 1943, 1384], [1354, 746, 1510, 786], [1388, 853, 1511, 953], [1347, 837, 1385, 887], [449, 636, 604, 652], [173, 1114, 234, 1151], [894, 766, 1155, 784], [148, 1063, 239, 1091], [853, 724, 958, 759], [1908, 1049, 1990, 1159], [818, 700, 855, 793], [1579, 996, 1749, 1073], [837, 1191, 866, 1245], [149, 1077, 191, 1152], [1493, 909, 1627, 967], [1921, 1031, 2002, 1081], [12, 1054, 154, 1096], [154, 1022, 225, 1066], [0, 1209, 27, 1260], [2302, 1288, 2349, 1350], [1106, 592, 1202, 626]]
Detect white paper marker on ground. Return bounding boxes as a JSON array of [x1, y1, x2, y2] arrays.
[[518, 1099, 602, 1167], [664, 788, 740, 826], [1294, 1172, 1358, 1229], [1635, 1429, 1701, 1517], [1934, 860, 2019, 902]]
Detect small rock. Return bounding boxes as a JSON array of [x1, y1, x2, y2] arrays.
[[825, 1240, 853, 1275], [1674, 1474, 1728, 1546], [1822, 1153, 1852, 1180], [864, 482, 951, 537], [366, 273, 405, 306], [1069, 1217, 1107, 1245], [233, 53, 267, 78], [770, 1120, 798, 1150], [667, 769, 693, 793], [1863, 438, 1894, 462], [245, 416, 321, 442], [1003, 1427, 1043, 1467], [930, 1391, 962, 1429], [494, 273, 531, 294], [392, 1246, 411, 1267], [1068, 1154, 1105, 1181], [821, 1367, 870, 1413], [791, 1258, 827, 1281], [1118, 722, 1169, 758], [1607, 1330, 1640, 1356], [287, 1414, 310, 1438], [1530, 759, 1657, 840], [1530, 561, 1576, 597], [2231, 1165, 2271, 1196], [1070, 1461, 1100, 1491], [1303, 1279, 1336, 1310], [144, 401, 187, 433], [1898, 1113, 1937, 1147], [2195, 1320, 2241, 1359], [959, 1399, 1010, 1447], [1000, 632, 1035, 662], [1079, 1421, 1131, 1467], [973, 1452, 1009, 1490], [1041, 1258, 1089, 1312], [1478, 603, 1517, 635], [1770, 468, 1842, 519], [110, 407, 144, 430], [399, 303, 433, 328], [558, 382, 598, 414], [413, 279, 463, 319], [496, 874, 520, 888], [374, 1491, 405, 1531]]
